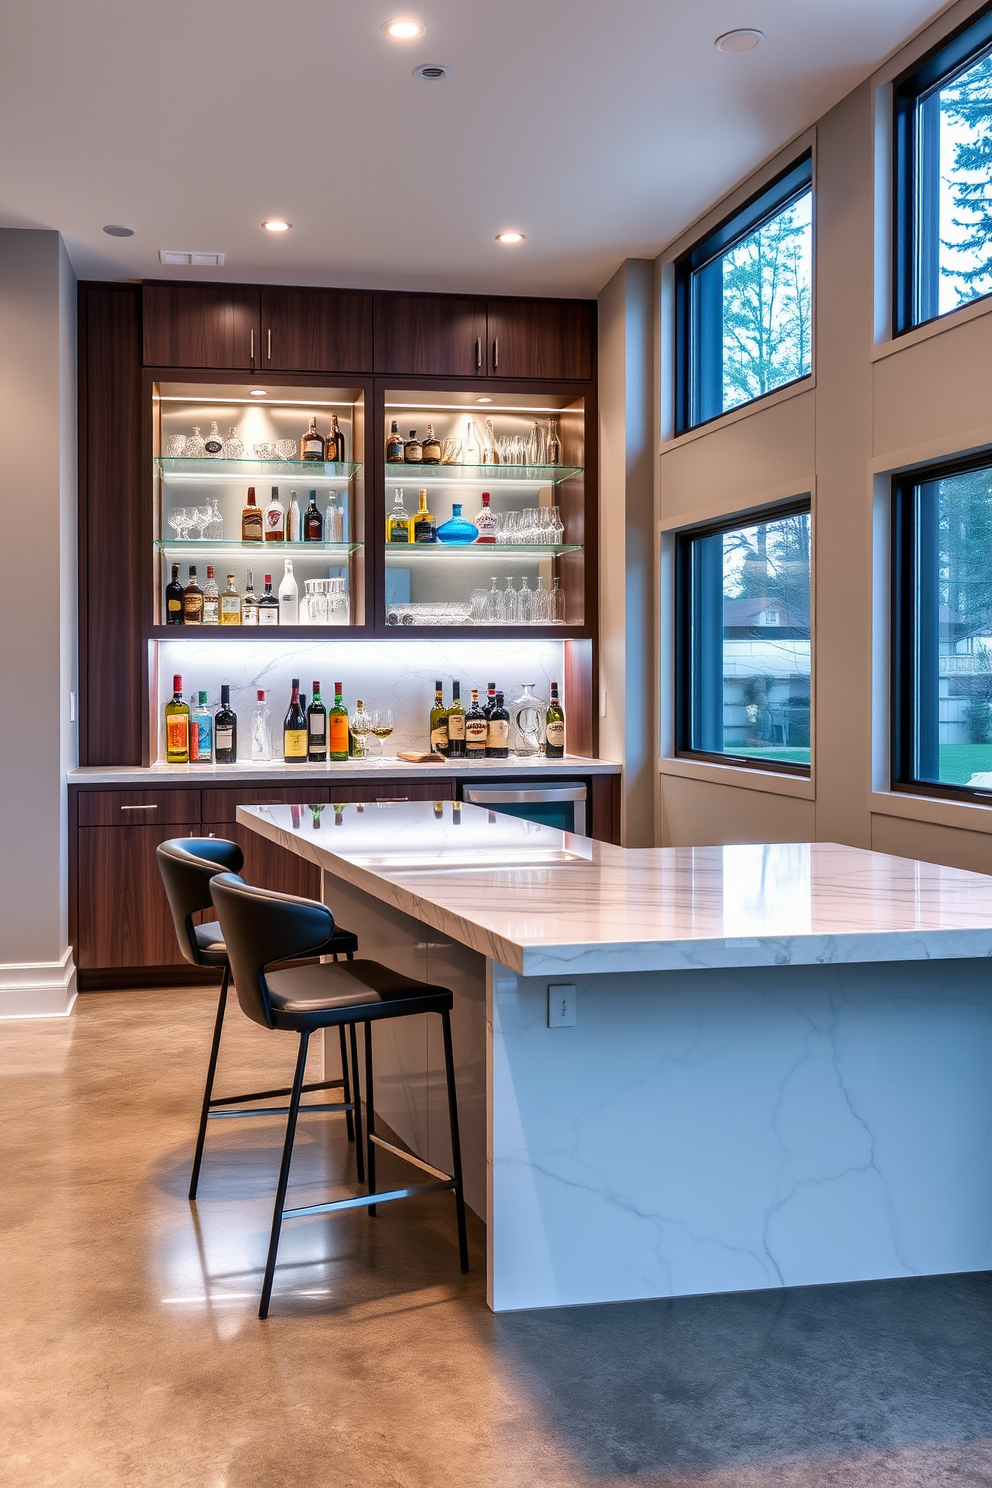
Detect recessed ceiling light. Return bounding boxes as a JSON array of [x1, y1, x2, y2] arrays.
[[383, 18, 425, 39], [413, 62, 452, 80], [496, 231, 525, 245], [262, 219, 291, 232], [103, 224, 135, 237], [715, 29, 764, 51], [477, 397, 492, 403], [250, 389, 268, 397]]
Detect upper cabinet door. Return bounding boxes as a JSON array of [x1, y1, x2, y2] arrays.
[[487, 298, 596, 381], [373, 294, 488, 377], [261, 288, 373, 373], [142, 285, 260, 369]]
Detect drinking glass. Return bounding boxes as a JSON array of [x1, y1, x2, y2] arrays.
[[165, 434, 187, 458], [369, 709, 394, 756], [253, 442, 274, 459], [276, 439, 297, 460], [191, 505, 213, 540], [441, 439, 462, 465], [533, 576, 551, 624], [470, 587, 489, 624], [167, 508, 191, 542], [551, 575, 566, 623]]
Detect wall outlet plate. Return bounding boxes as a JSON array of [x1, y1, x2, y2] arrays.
[[548, 983, 576, 1027]]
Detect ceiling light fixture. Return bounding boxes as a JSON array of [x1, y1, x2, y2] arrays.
[[383, 18, 425, 39], [250, 389, 268, 397], [715, 29, 764, 51], [103, 224, 135, 237], [496, 231, 525, 245], [413, 62, 452, 80], [262, 219, 291, 232]]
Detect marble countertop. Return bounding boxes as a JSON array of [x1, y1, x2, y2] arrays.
[[69, 754, 619, 787], [237, 800, 992, 976]]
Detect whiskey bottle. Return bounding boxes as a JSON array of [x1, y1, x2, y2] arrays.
[[258, 573, 280, 626], [191, 691, 212, 762], [241, 569, 259, 625], [304, 490, 323, 542], [165, 563, 184, 626], [486, 691, 510, 758], [165, 675, 190, 764], [465, 688, 488, 759], [204, 420, 224, 457], [301, 417, 325, 461], [446, 681, 466, 758], [202, 565, 220, 625], [430, 680, 448, 755], [287, 491, 302, 543], [307, 681, 327, 762], [283, 678, 308, 762], [220, 573, 241, 625], [545, 682, 565, 758], [404, 429, 423, 463], [386, 419, 404, 463], [422, 424, 441, 464], [411, 489, 436, 544], [214, 684, 238, 764], [386, 488, 410, 543], [264, 486, 285, 541], [251, 690, 272, 761], [241, 485, 263, 542], [182, 566, 204, 625], [278, 559, 299, 625], [472, 492, 498, 543], [328, 414, 345, 463], [329, 683, 349, 761]]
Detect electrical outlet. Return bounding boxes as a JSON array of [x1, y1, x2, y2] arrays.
[[548, 983, 576, 1028]]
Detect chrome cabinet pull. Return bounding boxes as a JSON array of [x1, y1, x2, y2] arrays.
[[267, 328, 272, 360], [476, 336, 482, 369], [120, 803, 158, 811], [375, 796, 410, 802], [493, 337, 498, 369]]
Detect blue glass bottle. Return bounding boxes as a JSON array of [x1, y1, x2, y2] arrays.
[[436, 502, 480, 545]]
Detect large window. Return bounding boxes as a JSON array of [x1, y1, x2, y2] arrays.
[[675, 154, 813, 434], [892, 454, 992, 798], [675, 501, 812, 774], [894, 7, 992, 333]]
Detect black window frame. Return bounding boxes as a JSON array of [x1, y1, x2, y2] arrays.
[[893, 3, 992, 336], [891, 448, 992, 805], [674, 152, 814, 436], [673, 496, 813, 778]]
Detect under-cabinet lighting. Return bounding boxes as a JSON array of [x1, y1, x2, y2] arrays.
[[250, 389, 268, 397], [383, 402, 575, 414], [383, 18, 425, 38], [158, 396, 359, 407], [477, 397, 492, 403]]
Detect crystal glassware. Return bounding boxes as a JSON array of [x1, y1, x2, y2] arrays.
[[253, 442, 274, 459], [437, 503, 480, 545], [502, 578, 518, 624], [509, 684, 547, 755], [276, 439, 297, 460], [167, 508, 191, 542], [533, 576, 551, 624], [369, 709, 394, 756], [184, 427, 206, 458], [205, 498, 224, 539], [546, 417, 562, 466], [482, 576, 503, 625], [441, 439, 462, 464], [350, 700, 373, 757], [470, 587, 489, 623], [517, 576, 535, 624], [550, 505, 565, 543], [165, 434, 187, 458], [222, 428, 244, 458], [191, 504, 213, 540], [528, 422, 545, 465]]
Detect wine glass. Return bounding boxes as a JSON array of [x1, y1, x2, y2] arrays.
[[167, 507, 191, 542], [369, 709, 394, 756], [191, 504, 213, 540]]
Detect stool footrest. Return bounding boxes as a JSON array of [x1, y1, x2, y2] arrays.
[[284, 1179, 453, 1221], [370, 1133, 453, 1185], [209, 1077, 344, 1109], [208, 1100, 355, 1120]]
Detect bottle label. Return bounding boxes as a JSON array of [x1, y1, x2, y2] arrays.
[[387, 443, 404, 462], [405, 447, 423, 462], [216, 726, 234, 751], [388, 524, 410, 543], [168, 599, 181, 613], [546, 721, 565, 747], [242, 606, 258, 625], [466, 719, 488, 743], [196, 719, 212, 755], [329, 716, 349, 755], [413, 520, 436, 543], [258, 607, 279, 626], [302, 438, 323, 455], [487, 720, 510, 747], [204, 438, 223, 455], [430, 725, 448, 750], [266, 509, 284, 532], [203, 602, 219, 624], [166, 716, 188, 754], [284, 729, 307, 758], [309, 718, 326, 740], [220, 599, 240, 623], [447, 713, 465, 740]]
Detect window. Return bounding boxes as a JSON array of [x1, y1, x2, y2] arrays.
[[675, 154, 813, 434], [675, 501, 812, 774], [892, 453, 992, 798], [894, 6, 992, 333]]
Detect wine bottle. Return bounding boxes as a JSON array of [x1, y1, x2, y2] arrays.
[[214, 684, 238, 764], [182, 566, 203, 625], [278, 559, 299, 624], [486, 691, 510, 758], [301, 417, 325, 461], [446, 680, 466, 758], [204, 420, 224, 457], [430, 680, 448, 755], [411, 489, 436, 544], [404, 429, 423, 463], [165, 675, 191, 764], [165, 563, 184, 626], [191, 690, 212, 762], [422, 424, 441, 464], [283, 678, 308, 763], [251, 690, 272, 761], [264, 486, 285, 541], [202, 566, 220, 625], [287, 491, 302, 542], [304, 490, 323, 542], [241, 569, 259, 625], [465, 688, 488, 759], [464, 419, 480, 464], [326, 495, 344, 543], [484, 682, 497, 717], [258, 573, 280, 626], [220, 573, 241, 625], [385, 419, 404, 463], [329, 683, 349, 761], [386, 488, 410, 543], [545, 682, 565, 758], [307, 681, 327, 762], [328, 413, 345, 463], [242, 485, 263, 542]]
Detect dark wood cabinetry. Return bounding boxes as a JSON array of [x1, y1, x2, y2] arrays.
[[77, 821, 201, 969], [373, 294, 488, 377], [488, 299, 595, 381], [142, 284, 260, 369], [260, 288, 372, 373]]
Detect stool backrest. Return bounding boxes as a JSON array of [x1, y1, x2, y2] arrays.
[[156, 837, 245, 967], [209, 872, 335, 1029]]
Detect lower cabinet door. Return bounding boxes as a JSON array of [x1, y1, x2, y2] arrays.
[[77, 822, 200, 968]]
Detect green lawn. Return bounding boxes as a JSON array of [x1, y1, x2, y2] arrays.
[[938, 744, 992, 784], [722, 747, 811, 766]]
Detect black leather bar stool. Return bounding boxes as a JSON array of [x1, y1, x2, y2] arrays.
[[209, 871, 469, 1319], [156, 837, 361, 1200]]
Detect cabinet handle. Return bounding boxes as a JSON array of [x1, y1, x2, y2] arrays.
[[476, 336, 482, 369], [493, 337, 498, 369], [375, 796, 409, 802], [120, 804, 158, 811], [267, 328, 272, 361], [250, 327, 255, 363]]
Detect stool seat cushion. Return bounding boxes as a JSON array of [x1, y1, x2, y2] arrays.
[[193, 919, 359, 968], [265, 958, 453, 1031]]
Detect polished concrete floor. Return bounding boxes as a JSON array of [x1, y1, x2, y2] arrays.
[[2, 986, 992, 1488]]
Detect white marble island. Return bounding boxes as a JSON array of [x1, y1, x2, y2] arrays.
[[238, 801, 992, 1311]]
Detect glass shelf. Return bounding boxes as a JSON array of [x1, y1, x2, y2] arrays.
[[156, 458, 361, 481], [384, 543, 581, 559], [383, 463, 580, 486], [156, 539, 361, 555]]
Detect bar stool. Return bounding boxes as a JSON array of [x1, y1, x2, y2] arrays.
[[156, 837, 361, 1200], [209, 871, 469, 1318]]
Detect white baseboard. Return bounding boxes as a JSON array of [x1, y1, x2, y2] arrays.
[[0, 947, 77, 1018]]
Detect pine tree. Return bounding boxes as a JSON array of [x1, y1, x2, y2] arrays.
[[721, 194, 812, 409], [940, 53, 992, 302]]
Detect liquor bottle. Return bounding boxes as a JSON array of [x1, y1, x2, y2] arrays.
[[385, 419, 404, 463], [190, 690, 213, 762], [545, 682, 565, 758], [436, 503, 479, 544], [386, 488, 410, 543], [214, 684, 237, 763], [242, 485, 263, 542], [464, 419, 480, 465], [484, 681, 497, 717], [241, 569, 259, 625], [165, 563, 184, 625], [473, 492, 498, 543], [258, 573, 280, 626], [307, 681, 327, 762], [202, 566, 220, 625], [404, 429, 423, 464], [328, 414, 346, 463], [304, 490, 323, 542], [301, 417, 325, 461], [326, 495, 344, 543], [264, 486, 285, 541], [182, 566, 204, 624], [251, 690, 272, 761], [165, 675, 190, 764], [546, 417, 562, 467], [422, 424, 441, 464], [446, 680, 466, 758], [465, 688, 488, 759], [486, 691, 510, 759], [220, 573, 241, 625], [329, 683, 349, 761], [430, 680, 448, 755], [433, 800, 444, 820], [283, 678, 308, 762], [287, 491, 302, 542], [278, 559, 299, 624], [411, 489, 436, 544], [204, 420, 224, 457]]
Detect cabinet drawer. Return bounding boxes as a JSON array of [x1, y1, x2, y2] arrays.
[[77, 790, 201, 827], [202, 786, 331, 824]]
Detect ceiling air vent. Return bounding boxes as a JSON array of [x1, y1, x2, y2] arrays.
[[158, 250, 226, 266], [413, 63, 452, 80]]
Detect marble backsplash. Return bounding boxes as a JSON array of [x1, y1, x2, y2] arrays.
[[155, 638, 566, 761]]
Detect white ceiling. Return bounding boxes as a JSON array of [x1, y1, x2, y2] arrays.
[[0, 0, 952, 298]]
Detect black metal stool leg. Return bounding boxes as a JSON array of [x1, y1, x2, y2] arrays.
[[349, 1021, 365, 1181], [364, 1022, 377, 1216], [189, 967, 230, 1201], [339, 1024, 355, 1144], [441, 1009, 469, 1272], [259, 1030, 310, 1320]]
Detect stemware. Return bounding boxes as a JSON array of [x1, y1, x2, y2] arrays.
[[369, 709, 394, 756], [167, 508, 191, 542]]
